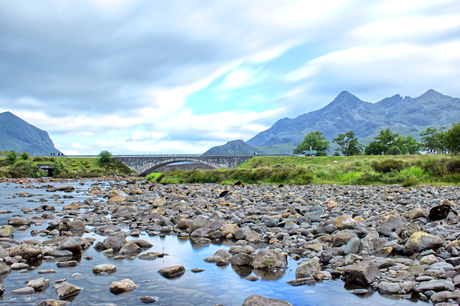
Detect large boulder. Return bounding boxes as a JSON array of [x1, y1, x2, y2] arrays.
[[378, 215, 404, 236], [57, 238, 82, 254], [0, 262, 11, 275], [231, 253, 254, 266], [6, 244, 42, 260], [332, 230, 357, 247], [252, 249, 287, 270], [204, 249, 232, 263], [8, 217, 32, 226], [220, 223, 239, 236], [92, 264, 117, 274], [242, 295, 293, 306], [68, 220, 85, 231], [295, 259, 320, 278], [102, 235, 127, 250], [54, 282, 82, 299], [191, 217, 210, 232], [109, 279, 138, 292], [157, 265, 185, 278], [342, 261, 381, 285], [0, 225, 14, 237], [403, 232, 444, 255], [27, 278, 50, 291], [119, 242, 141, 255], [333, 215, 357, 230]]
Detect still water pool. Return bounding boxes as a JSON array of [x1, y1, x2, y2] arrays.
[[0, 181, 425, 305]]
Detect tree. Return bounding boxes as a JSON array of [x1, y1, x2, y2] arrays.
[[420, 127, 447, 153], [364, 141, 385, 155], [332, 131, 363, 156], [98, 150, 113, 164], [21, 151, 30, 160], [394, 136, 420, 155], [374, 128, 398, 153], [446, 122, 460, 155], [294, 131, 330, 156], [7, 150, 17, 162]]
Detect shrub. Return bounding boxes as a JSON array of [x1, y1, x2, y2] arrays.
[[371, 159, 405, 173], [8, 160, 40, 178], [7, 150, 17, 162], [387, 146, 401, 156], [21, 151, 30, 160], [97, 150, 113, 165], [53, 161, 65, 177], [401, 178, 419, 187]]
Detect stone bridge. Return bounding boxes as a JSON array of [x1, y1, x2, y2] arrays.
[[113, 154, 255, 176]]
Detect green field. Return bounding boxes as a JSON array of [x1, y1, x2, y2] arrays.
[[148, 154, 460, 186]]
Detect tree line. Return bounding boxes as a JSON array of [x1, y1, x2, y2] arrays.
[[293, 123, 460, 156]]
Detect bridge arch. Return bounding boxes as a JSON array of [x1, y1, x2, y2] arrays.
[[138, 158, 220, 176]]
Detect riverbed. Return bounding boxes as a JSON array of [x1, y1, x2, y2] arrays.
[[0, 179, 441, 305]]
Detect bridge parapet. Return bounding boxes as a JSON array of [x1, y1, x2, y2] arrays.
[[113, 154, 256, 176]]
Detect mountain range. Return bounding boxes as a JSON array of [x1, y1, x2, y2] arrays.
[[206, 89, 460, 154], [0, 111, 60, 156]]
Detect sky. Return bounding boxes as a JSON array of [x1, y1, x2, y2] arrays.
[[0, 0, 459, 155]]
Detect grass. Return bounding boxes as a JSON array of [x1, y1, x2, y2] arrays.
[[0, 156, 133, 178], [147, 154, 460, 186]]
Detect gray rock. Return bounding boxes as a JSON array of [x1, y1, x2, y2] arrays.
[[55, 282, 82, 299], [252, 249, 287, 270], [93, 264, 117, 274], [378, 215, 404, 236], [234, 227, 251, 240], [342, 237, 360, 255], [231, 253, 254, 266], [378, 281, 400, 293], [320, 247, 345, 263], [11, 287, 35, 295], [119, 242, 141, 254], [102, 235, 127, 250], [304, 212, 321, 222], [44, 250, 73, 257], [430, 262, 454, 270], [0, 225, 14, 237], [242, 295, 292, 306], [403, 232, 444, 255], [343, 261, 381, 285], [128, 239, 153, 248], [57, 238, 82, 254], [27, 278, 50, 290], [361, 231, 379, 251], [0, 262, 12, 275], [332, 230, 357, 247], [204, 249, 232, 263], [109, 279, 138, 292], [265, 216, 280, 227], [246, 231, 262, 243], [295, 259, 320, 278], [157, 265, 185, 278], [414, 280, 455, 293]]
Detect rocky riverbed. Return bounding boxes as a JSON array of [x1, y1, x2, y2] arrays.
[[0, 177, 459, 305]]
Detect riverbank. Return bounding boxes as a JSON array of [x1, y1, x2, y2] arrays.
[[0, 178, 459, 305], [149, 155, 460, 186], [0, 156, 133, 178]]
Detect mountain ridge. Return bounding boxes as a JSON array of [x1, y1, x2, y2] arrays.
[[0, 111, 61, 155], [246, 89, 460, 147]]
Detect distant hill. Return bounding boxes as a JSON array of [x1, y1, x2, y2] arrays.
[[0, 111, 61, 155], [247, 89, 460, 147], [203, 139, 264, 155]]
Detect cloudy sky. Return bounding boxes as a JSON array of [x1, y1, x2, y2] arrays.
[[1, 0, 459, 155]]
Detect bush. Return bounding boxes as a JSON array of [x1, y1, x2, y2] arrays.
[[21, 151, 30, 160], [7, 150, 17, 162], [401, 178, 419, 187], [387, 146, 401, 156], [8, 160, 40, 178], [98, 150, 113, 165], [371, 159, 405, 173], [53, 161, 65, 177]]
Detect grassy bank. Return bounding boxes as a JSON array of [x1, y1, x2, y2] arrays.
[[148, 154, 460, 186], [0, 156, 133, 178]]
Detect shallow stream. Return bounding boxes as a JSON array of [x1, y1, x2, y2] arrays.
[[0, 181, 425, 305]]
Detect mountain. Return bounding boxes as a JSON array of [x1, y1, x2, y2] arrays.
[[247, 89, 460, 147], [203, 140, 264, 155], [0, 111, 61, 155]]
